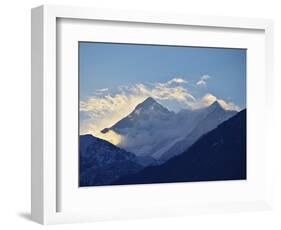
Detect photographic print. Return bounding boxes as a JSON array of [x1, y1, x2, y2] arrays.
[[79, 42, 246, 187]]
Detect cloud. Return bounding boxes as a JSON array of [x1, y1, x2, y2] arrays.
[[80, 93, 146, 134], [80, 77, 240, 135], [216, 99, 240, 111], [97, 88, 109, 92], [201, 75, 211, 81], [191, 93, 240, 111], [196, 75, 211, 87], [95, 130, 124, 146], [166, 78, 188, 84]]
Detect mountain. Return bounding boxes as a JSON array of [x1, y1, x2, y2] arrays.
[[159, 101, 237, 161], [79, 134, 143, 186], [101, 97, 174, 133], [113, 109, 247, 185], [101, 97, 179, 157], [101, 97, 237, 160]]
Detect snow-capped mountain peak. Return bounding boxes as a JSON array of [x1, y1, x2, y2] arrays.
[[132, 97, 172, 115], [101, 97, 173, 133], [137, 96, 157, 106], [208, 100, 224, 111]]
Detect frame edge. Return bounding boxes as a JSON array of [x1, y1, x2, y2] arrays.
[[31, 4, 275, 224], [31, 5, 44, 225]]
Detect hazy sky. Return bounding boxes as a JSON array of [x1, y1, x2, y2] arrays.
[[79, 42, 246, 134]]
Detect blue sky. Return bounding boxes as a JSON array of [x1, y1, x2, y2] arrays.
[[79, 42, 246, 106], [79, 42, 246, 134]]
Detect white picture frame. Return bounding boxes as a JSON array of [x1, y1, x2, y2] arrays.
[[31, 5, 274, 225]]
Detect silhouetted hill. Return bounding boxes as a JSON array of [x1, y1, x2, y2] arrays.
[[79, 134, 142, 186]]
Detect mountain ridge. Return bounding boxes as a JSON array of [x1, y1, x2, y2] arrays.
[[113, 109, 246, 185], [100, 97, 238, 159]]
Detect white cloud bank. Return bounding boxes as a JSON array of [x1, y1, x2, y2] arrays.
[[80, 77, 240, 135]]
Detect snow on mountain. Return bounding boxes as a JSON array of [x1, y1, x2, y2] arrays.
[[101, 97, 174, 133], [101, 97, 179, 157], [159, 100, 237, 161], [151, 106, 212, 159], [100, 97, 237, 160]]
